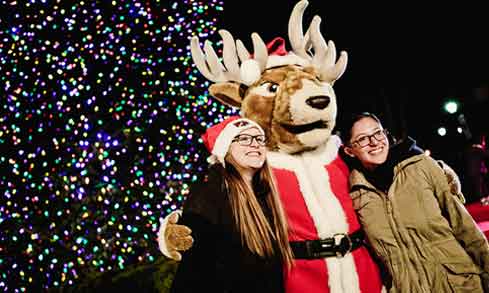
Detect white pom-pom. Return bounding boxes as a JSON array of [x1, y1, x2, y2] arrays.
[[240, 60, 261, 85]]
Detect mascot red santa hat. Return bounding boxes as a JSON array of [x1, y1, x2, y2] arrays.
[[159, 1, 385, 292]]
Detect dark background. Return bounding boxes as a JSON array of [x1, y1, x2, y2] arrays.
[[0, 1, 486, 291], [221, 0, 488, 168]]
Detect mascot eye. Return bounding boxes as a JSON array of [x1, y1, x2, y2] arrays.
[[259, 82, 279, 93], [268, 83, 279, 93], [251, 81, 280, 97]]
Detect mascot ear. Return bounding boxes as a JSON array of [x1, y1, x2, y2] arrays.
[[209, 82, 246, 108]]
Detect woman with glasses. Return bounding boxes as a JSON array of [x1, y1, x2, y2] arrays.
[[170, 116, 293, 293], [341, 112, 489, 292]]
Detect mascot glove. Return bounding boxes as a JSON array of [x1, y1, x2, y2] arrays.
[[438, 160, 464, 203], [157, 210, 193, 261]]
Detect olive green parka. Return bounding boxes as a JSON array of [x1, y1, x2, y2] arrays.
[[350, 153, 489, 293]]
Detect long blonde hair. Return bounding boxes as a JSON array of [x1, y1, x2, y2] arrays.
[[220, 155, 294, 267]]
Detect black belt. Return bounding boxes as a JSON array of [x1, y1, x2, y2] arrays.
[[290, 230, 364, 259]]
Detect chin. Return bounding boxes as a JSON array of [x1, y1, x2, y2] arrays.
[[297, 128, 331, 148], [247, 160, 265, 169], [371, 156, 388, 166], [252, 162, 265, 169]]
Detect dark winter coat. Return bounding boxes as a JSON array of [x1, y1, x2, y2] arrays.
[[349, 138, 489, 292], [170, 165, 284, 293]]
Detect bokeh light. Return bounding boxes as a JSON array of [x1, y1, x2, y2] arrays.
[[437, 127, 447, 136], [443, 100, 459, 114], [0, 0, 235, 291]]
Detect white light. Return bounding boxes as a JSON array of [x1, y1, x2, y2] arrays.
[[438, 127, 447, 136], [457, 127, 463, 134], [444, 101, 458, 114], [424, 149, 431, 156]]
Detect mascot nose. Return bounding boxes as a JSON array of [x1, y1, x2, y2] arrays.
[[306, 96, 330, 110]]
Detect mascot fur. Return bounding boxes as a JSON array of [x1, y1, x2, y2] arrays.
[[158, 1, 461, 292]]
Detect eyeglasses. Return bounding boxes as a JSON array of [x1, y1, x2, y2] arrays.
[[232, 120, 250, 127], [350, 129, 388, 148], [232, 134, 267, 146]]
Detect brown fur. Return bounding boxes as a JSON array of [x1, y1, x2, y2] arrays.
[[211, 65, 328, 153], [209, 82, 243, 107], [241, 94, 274, 141]]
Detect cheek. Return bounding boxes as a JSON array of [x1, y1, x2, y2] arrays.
[[274, 91, 292, 121], [380, 149, 389, 161], [359, 151, 376, 162], [228, 146, 243, 160], [257, 152, 266, 162], [242, 94, 274, 124], [230, 150, 243, 161], [351, 148, 365, 159]]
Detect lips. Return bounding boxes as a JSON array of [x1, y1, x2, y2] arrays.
[[246, 151, 262, 156], [369, 146, 384, 155], [280, 120, 328, 134]]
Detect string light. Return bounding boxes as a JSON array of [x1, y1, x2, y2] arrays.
[[0, 0, 233, 290]]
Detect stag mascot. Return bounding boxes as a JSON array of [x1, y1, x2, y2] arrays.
[[160, 1, 385, 292]]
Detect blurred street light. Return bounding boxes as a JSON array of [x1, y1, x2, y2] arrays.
[[443, 100, 459, 114], [437, 127, 447, 136]]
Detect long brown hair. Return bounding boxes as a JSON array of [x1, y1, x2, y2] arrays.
[[220, 155, 294, 267]]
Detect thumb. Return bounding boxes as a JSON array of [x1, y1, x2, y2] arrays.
[[168, 211, 180, 224], [169, 250, 182, 261]]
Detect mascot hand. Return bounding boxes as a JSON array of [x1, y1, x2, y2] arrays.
[[157, 211, 193, 261], [437, 160, 464, 203]]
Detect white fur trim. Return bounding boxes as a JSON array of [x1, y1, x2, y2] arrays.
[[267, 135, 342, 168], [158, 210, 182, 258], [266, 53, 309, 69], [268, 135, 360, 292], [212, 118, 265, 165], [306, 134, 342, 164], [211, 133, 231, 165], [240, 59, 261, 85], [301, 147, 360, 293]]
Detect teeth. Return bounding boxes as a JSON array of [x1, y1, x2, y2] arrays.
[[370, 147, 383, 154]]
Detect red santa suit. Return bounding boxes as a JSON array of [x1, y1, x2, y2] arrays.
[[267, 135, 384, 293]]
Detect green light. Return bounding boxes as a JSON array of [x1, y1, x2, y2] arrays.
[[443, 100, 459, 114]]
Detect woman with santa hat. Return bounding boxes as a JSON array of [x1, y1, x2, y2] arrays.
[[170, 116, 293, 293]]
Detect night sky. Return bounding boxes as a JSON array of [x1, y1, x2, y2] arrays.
[[0, 0, 486, 291], [221, 0, 488, 160]]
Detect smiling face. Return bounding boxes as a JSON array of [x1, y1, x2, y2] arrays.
[[227, 127, 267, 173], [344, 117, 389, 170]]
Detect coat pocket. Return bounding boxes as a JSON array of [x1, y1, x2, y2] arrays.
[[441, 263, 483, 292]]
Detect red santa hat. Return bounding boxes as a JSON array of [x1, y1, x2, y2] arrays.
[[241, 37, 310, 85], [201, 116, 265, 166]]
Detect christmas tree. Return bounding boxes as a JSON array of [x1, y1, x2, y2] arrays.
[[0, 0, 235, 291]]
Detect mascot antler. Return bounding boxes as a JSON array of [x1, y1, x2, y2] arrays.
[[190, 30, 269, 86], [288, 0, 348, 83], [190, 0, 347, 86]]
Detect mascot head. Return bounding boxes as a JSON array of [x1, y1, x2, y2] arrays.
[[190, 0, 347, 154]]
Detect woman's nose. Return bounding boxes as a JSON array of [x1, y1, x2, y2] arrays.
[[249, 139, 260, 147], [368, 136, 380, 146]]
